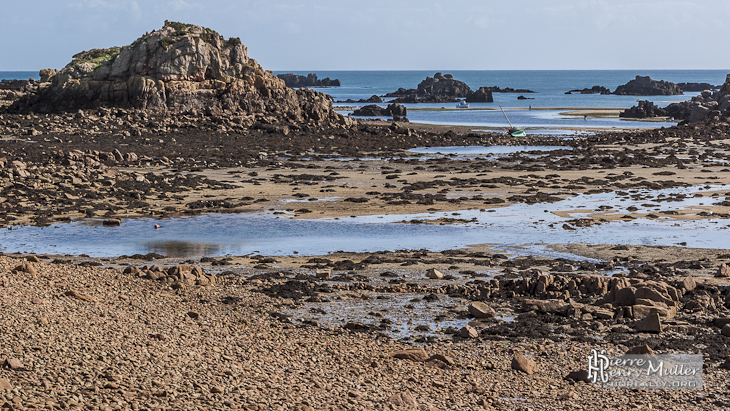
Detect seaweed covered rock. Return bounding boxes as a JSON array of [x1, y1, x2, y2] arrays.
[[7, 21, 348, 126]]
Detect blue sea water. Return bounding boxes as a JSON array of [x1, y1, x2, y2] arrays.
[[0, 71, 38, 81], [274, 69, 728, 130]]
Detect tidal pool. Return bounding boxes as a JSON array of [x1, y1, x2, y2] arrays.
[[0, 185, 727, 258], [409, 145, 571, 156]]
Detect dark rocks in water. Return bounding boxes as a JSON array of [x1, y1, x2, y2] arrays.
[[352, 103, 407, 119], [565, 85, 610, 95], [483, 86, 535, 93], [613, 76, 683, 95], [465, 87, 493, 103], [385, 72, 471, 103], [338, 95, 383, 103], [677, 82, 719, 92], [517, 95, 534, 100], [276, 73, 341, 88], [619, 100, 667, 118], [6, 21, 349, 127]]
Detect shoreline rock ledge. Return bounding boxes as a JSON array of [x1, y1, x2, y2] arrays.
[[7, 21, 348, 125]]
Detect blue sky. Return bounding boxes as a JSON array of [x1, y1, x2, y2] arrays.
[[1, 0, 729, 71]]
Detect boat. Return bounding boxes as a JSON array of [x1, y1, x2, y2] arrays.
[[498, 104, 526, 137], [456, 101, 469, 109]]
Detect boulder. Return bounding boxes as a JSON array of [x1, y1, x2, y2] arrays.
[[426, 268, 444, 279], [721, 324, 730, 337], [392, 348, 429, 362], [716, 263, 730, 278], [635, 312, 662, 333], [468, 301, 496, 318], [458, 325, 479, 339], [613, 76, 683, 95], [681, 275, 697, 291], [511, 354, 537, 375]]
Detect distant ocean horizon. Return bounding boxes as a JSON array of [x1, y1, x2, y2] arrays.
[[4, 69, 728, 131]]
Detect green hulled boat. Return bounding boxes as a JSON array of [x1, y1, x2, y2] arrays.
[[498, 104, 526, 137]]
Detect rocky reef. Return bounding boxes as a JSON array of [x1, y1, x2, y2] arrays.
[[384, 73, 494, 103], [6, 21, 347, 126], [613, 75, 683, 95], [351, 103, 407, 120], [276, 73, 340, 88], [565, 86, 610, 95]]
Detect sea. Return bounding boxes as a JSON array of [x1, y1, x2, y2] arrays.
[[3, 69, 728, 131]]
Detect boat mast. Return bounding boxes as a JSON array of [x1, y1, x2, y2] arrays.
[[498, 104, 514, 128]]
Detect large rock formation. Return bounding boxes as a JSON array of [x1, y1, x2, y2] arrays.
[[613, 76, 683, 95], [383, 73, 498, 103], [622, 74, 730, 123], [385, 72, 472, 103], [276, 73, 340, 88], [7, 21, 347, 126], [619, 100, 667, 118], [465, 87, 494, 103]]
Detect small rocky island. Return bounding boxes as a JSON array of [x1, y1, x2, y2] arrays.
[[383, 72, 494, 103], [276, 73, 341, 88], [613, 75, 683, 95]]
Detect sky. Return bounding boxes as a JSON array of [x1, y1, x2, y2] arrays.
[[1, 0, 729, 71]]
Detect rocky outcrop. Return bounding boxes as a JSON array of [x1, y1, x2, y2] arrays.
[[337, 95, 383, 103], [678, 82, 719, 92], [619, 100, 667, 118], [6, 21, 348, 126], [613, 76, 683, 95], [465, 87, 493, 103], [626, 74, 730, 123], [276, 73, 341, 88], [351, 103, 407, 120], [385, 72, 471, 103], [482, 86, 535, 93], [565, 86, 610, 95]]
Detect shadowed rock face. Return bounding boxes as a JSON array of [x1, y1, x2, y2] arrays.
[[8, 21, 347, 125]]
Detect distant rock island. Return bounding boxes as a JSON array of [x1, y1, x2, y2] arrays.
[[351, 103, 407, 121], [383, 73, 494, 103], [6, 21, 346, 126], [613, 75, 683, 95], [276, 73, 340, 88], [565, 86, 611, 95], [565, 77, 719, 96]]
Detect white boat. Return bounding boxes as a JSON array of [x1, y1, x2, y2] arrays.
[[456, 101, 469, 109]]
